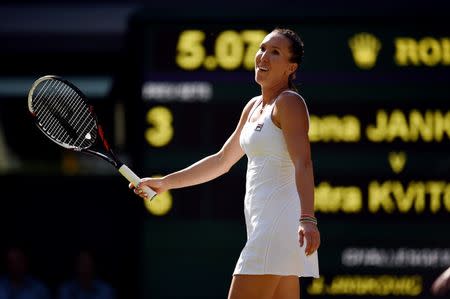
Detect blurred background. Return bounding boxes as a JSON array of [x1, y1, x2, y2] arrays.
[[0, 0, 449, 298]]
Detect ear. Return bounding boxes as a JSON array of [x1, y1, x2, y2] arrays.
[[289, 63, 298, 75]]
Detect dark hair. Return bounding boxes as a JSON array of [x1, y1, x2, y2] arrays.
[[272, 28, 304, 91]]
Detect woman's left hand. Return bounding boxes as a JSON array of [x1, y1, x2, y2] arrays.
[[299, 222, 320, 256]]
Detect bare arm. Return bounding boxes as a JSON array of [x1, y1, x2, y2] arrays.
[[136, 97, 258, 194], [275, 93, 314, 215], [274, 92, 319, 255]]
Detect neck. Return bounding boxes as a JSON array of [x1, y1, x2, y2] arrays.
[[261, 82, 289, 104]]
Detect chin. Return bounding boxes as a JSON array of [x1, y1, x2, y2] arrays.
[[255, 74, 266, 86]]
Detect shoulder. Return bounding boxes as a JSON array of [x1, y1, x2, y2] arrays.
[[273, 91, 309, 130], [276, 90, 308, 113], [274, 91, 309, 119], [244, 96, 260, 111], [241, 96, 261, 117]]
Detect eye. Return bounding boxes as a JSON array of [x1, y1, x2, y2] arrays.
[[260, 45, 266, 52], [272, 49, 280, 55]]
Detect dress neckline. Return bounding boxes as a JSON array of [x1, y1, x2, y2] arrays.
[[247, 90, 293, 124]]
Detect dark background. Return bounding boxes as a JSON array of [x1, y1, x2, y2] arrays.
[[0, 0, 449, 298]]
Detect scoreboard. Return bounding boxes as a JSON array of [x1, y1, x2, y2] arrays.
[[125, 15, 450, 299]]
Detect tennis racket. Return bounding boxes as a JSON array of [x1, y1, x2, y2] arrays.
[[28, 75, 156, 200]]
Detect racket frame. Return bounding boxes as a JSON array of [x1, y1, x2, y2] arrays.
[[28, 75, 156, 200]]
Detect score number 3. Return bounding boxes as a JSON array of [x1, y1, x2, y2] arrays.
[[145, 106, 173, 147], [176, 29, 267, 71]]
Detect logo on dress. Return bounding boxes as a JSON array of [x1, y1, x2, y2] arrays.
[[255, 123, 264, 131]]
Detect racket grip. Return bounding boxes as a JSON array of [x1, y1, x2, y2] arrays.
[[118, 164, 157, 200]]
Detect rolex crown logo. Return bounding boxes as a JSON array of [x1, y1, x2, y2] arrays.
[[348, 32, 381, 69]]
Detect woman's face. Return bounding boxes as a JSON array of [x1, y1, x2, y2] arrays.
[[255, 32, 297, 87]]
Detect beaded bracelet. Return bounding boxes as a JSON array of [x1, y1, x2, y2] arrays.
[[300, 219, 318, 225], [299, 215, 318, 225]]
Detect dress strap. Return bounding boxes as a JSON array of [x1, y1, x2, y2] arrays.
[[247, 97, 263, 122], [270, 90, 310, 124]]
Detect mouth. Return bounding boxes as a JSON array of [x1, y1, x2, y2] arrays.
[[257, 66, 269, 72]]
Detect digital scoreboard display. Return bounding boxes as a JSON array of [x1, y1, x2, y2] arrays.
[[126, 16, 450, 299]]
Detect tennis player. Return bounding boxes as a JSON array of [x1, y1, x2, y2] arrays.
[[133, 28, 320, 299]]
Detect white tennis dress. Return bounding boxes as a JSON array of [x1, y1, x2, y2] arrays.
[[234, 90, 319, 277]]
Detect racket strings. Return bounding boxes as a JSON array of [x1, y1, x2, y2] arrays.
[[33, 80, 61, 127], [47, 82, 95, 146], [51, 83, 89, 144], [47, 82, 97, 148], [37, 80, 79, 142], [32, 79, 97, 149], [34, 80, 79, 142], [34, 80, 72, 141]]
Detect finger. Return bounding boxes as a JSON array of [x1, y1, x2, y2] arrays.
[[305, 239, 312, 255], [299, 230, 304, 247], [305, 235, 314, 255], [304, 236, 311, 255]]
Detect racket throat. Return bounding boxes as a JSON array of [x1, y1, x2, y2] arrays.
[[84, 149, 121, 169]]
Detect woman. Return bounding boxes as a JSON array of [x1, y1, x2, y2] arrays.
[[133, 28, 320, 299]]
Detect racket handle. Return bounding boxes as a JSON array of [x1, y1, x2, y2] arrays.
[[118, 164, 157, 201]]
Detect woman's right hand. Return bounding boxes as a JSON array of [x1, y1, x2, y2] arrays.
[[129, 177, 168, 199]]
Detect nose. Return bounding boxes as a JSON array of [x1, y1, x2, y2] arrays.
[[260, 50, 269, 63], [255, 49, 269, 68]]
